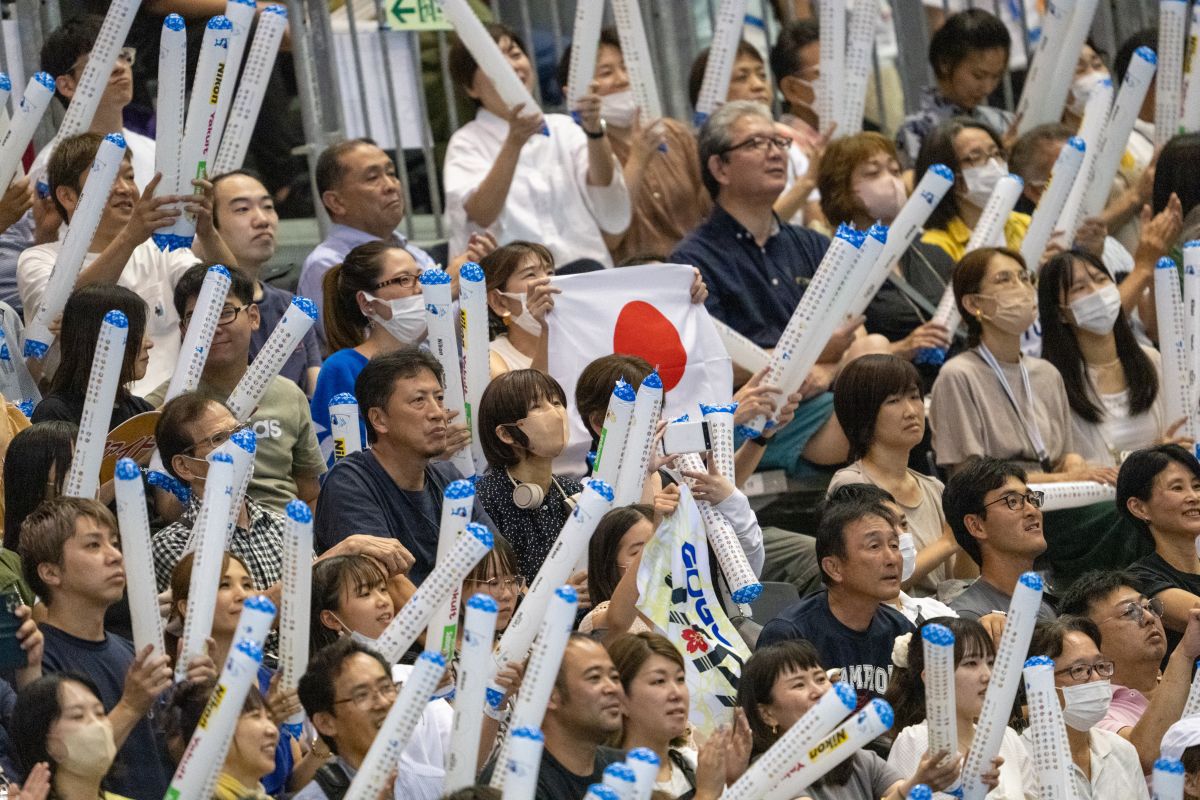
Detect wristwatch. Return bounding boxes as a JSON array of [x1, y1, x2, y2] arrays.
[[584, 118, 607, 139]]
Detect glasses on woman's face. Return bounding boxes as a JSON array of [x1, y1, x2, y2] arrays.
[[958, 146, 1003, 170], [464, 575, 526, 595], [333, 677, 398, 710], [987, 269, 1036, 289], [1054, 659, 1115, 682], [373, 272, 421, 291]]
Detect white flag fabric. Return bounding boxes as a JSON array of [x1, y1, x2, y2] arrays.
[[547, 263, 733, 477], [636, 484, 751, 738]]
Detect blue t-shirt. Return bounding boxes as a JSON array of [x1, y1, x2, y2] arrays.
[[757, 590, 914, 708], [310, 348, 370, 467], [669, 204, 829, 348], [40, 624, 172, 800]]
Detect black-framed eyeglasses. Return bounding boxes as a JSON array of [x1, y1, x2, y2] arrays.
[[1097, 597, 1163, 626], [181, 422, 252, 457], [464, 575, 526, 594], [373, 273, 421, 291], [333, 678, 398, 710], [722, 135, 791, 156], [182, 304, 250, 327], [1054, 660, 1115, 682], [982, 490, 1045, 512]]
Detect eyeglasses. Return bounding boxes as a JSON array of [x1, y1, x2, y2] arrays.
[[981, 490, 1045, 512], [71, 47, 136, 76], [959, 148, 1003, 169], [464, 575, 526, 594], [182, 422, 253, 457], [1097, 597, 1164, 626], [373, 273, 421, 291], [1054, 660, 1115, 682], [722, 135, 791, 156], [334, 678, 398, 710], [182, 304, 250, 327]]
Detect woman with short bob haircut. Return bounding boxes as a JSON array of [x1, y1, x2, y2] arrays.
[[481, 240, 558, 378], [831, 354, 963, 594]]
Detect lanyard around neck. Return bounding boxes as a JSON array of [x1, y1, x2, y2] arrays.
[[975, 343, 1053, 471]]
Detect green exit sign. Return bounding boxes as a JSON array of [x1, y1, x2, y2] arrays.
[[388, 0, 451, 30]]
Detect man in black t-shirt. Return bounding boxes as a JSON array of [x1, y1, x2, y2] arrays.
[[758, 494, 914, 706]]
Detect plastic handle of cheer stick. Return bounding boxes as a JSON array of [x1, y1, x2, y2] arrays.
[[62, 311, 128, 499], [444, 595, 499, 794], [114, 458, 165, 659]]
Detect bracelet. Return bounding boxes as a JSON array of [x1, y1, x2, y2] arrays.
[[482, 700, 511, 723]]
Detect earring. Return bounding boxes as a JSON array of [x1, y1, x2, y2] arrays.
[[771, 723, 779, 734]]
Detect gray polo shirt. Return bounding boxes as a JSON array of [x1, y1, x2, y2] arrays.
[[949, 577, 1057, 621]]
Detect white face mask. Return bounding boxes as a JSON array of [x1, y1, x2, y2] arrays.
[[1068, 71, 1108, 117], [1060, 679, 1112, 731], [363, 292, 427, 344], [961, 157, 1008, 209], [1068, 284, 1121, 336], [500, 291, 543, 336], [600, 89, 638, 128], [898, 532, 917, 582]]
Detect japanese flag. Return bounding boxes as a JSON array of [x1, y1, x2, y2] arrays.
[[547, 263, 733, 477]]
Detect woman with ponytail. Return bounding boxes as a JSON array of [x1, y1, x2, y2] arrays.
[[310, 241, 428, 465]]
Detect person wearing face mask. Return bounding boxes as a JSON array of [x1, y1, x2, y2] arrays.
[[1024, 618, 1148, 800], [475, 369, 583, 585], [830, 356, 966, 598], [479, 241, 559, 378], [557, 30, 710, 263], [818, 133, 957, 377], [1038, 252, 1181, 468], [916, 121, 1031, 262], [885, 617, 1025, 800], [11, 674, 121, 800], [311, 241, 429, 466]]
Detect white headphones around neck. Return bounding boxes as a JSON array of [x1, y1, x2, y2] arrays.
[[507, 469, 576, 511]]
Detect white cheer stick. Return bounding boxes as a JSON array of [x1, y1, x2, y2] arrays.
[[613, 370, 662, 506], [908, 786, 933, 800], [1041, 0, 1100, 130], [1185, 3, 1200, 133], [165, 639, 263, 800], [611, 0, 663, 120], [490, 586, 579, 790], [501, 727, 544, 800], [846, 164, 955, 321], [376, 522, 494, 663], [585, 787, 620, 800], [592, 378, 636, 488], [227, 296, 317, 421], [176, 451, 236, 681], [700, 402, 737, 481], [711, 319, 771, 374], [0, 71, 52, 191], [62, 310, 128, 499], [344, 651, 447, 800], [1182, 658, 1200, 716], [625, 748, 660, 800], [694, 0, 749, 125], [1155, 258, 1195, 441], [223, 428, 257, 541], [232, 595, 276, 658], [212, 5, 288, 175], [328, 393, 363, 460], [838, 0, 875, 136], [114, 458, 165, 659], [459, 262, 489, 472], [740, 225, 861, 434], [1082, 46, 1157, 221], [206, 0, 257, 170], [814, 0, 845, 132], [566, 0, 604, 110], [961, 572, 1045, 800], [437, 0, 546, 134], [0, 324, 36, 416], [1056, 77, 1114, 246], [166, 265, 232, 402], [723, 681, 857, 800], [427, 478, 476, 663], [602, 763, 636, 800], [1021, 136, 1086, 268], [1028, 480, 1117, 511], [165, 16, 232, 250], [0, 74, 12, 144], [444, 594, 499, 793], [763, 699, 895, 800], [420, 268, 475, 479], [1022, 656, 1074, 800], [488, 481, 613, 706], [1184, 244, 1200, 409], [922, 623, 958, 768], [675, 457, 762, 606], [922, 175, 1024, 363], [1158, 0, 1188, 147], [1015, 0, 1076, 133], [153, 14, 187, 251], [24, 133, 127, 359], [279, 500, 312, 728], [1154, 757, 1187, 800]]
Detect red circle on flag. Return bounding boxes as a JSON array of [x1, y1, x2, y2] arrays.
[[612, 300, 686, 392]]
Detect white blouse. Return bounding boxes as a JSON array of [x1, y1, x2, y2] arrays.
[[888, 721, 1037, 800]]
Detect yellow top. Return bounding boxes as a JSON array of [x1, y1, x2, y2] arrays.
[[920, 211, 1032, 262]]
